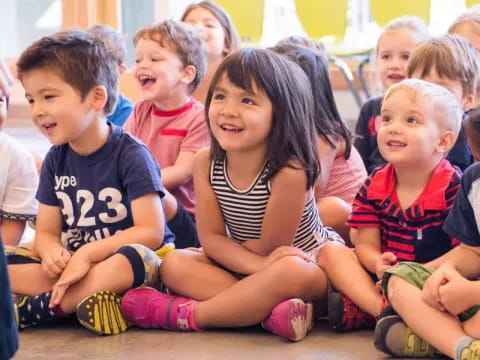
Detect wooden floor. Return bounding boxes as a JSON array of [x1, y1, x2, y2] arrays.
[[13, 321, 399, 360]]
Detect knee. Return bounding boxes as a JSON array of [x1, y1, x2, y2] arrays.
[[316, 241, 349, 267], [161, 249, 194, 278]]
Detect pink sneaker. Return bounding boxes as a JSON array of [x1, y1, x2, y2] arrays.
[[121, 287, 196, 331], [261, 298, 314, 341]]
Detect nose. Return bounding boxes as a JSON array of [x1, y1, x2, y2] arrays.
[[30, 101, 45, 122], [219, 98, 238, 118]]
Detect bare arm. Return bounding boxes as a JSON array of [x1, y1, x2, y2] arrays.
[[427, 243, 480, 279], [161, 151, 196, 190], [353, 226, 382, 274]]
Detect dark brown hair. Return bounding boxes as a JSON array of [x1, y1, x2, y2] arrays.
[[205, 48, 320, 189], [17, 29, 118, 114]]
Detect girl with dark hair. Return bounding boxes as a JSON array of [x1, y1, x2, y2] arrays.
[[181, 1, 241, 103], [121, 48, 342, 341], [271, 42, 367, 244]]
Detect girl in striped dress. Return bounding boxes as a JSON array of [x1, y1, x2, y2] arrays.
[[121, 48, 341, 341]]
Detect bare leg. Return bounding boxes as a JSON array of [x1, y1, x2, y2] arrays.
[[463, 311, 480, 338], [161, 249, 239, 301], [59, 254, 134, 313], [194, 256, 328, 328], [388, 275, 467, 358], [317, 196, 352, 246], [317, 241, 383, 317], [9, 263, 57, 295]]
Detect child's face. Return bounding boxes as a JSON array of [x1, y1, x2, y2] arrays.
[[378, 90, 447, 167], [410, 65, 474, 111], [183, 7, 227, 58], [22, 69, 98, 147], [133, 38, 190, 106], [0, 96, 6, 131], [208, 73, 272, 154], [377, 29, 418, 90]]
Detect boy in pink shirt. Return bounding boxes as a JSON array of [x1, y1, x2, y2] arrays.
[[124, 20, 208, 219]]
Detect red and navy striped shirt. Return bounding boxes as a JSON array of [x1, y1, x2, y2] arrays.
[[347, 159, 461, 263]]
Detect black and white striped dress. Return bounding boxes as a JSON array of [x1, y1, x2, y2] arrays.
[[209, 158, 335, 252]]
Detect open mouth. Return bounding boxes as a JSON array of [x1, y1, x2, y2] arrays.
[[220, 124, 243, 132], [387, 140, 406, 147], [138, 75, 157, 87], [388, 74, 405, 81]]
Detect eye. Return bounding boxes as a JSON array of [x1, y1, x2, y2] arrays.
[[406, 117, 418, 124], [380, 54, 391, 60], [26, 98, 34, 105], [381, 115, 391, 123], [401, 54, 410, 61], [44, 95, 56, 100], [242, 97, 255, 105], [212, 93, 225, 100]]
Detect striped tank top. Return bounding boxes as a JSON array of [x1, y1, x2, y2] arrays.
[[210, 158, 331, 252]]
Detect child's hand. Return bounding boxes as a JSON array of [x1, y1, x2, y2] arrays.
[[49, 251, 92, 308], [422, 265, 450, 312], [439, 267, 475, 315], [41, 247, 71, 278], [261, 246, 314, 271], [375, 252, 397, 279]]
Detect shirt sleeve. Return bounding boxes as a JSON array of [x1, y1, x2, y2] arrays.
[[119, 141, 166, 202], [36, 149, 60, 207], [179, 107, 210, 153], [346, 176, 381, 229], [1, 148, 39, 218], [443, 166, 480, 246]]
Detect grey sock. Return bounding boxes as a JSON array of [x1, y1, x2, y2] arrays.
[[454, 336, 475, 360]]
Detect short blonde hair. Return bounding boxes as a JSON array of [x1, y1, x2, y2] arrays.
[[448, 7, 480, 36], [407, 34, 479, 98], [384, 79, 463, 139]]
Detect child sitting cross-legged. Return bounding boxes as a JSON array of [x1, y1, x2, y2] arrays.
[[317, 79, 464, 332]]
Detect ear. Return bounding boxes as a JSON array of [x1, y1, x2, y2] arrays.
[[90, 85, 108, 112], [436, 130, 456, 154], [118, 63, 127, 75], [180, 65, 196, 86], [462, 92, 475, 112], [222, 44, 230, 57]]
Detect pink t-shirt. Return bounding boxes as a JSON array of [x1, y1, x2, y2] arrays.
[[124, 99, 209, 215], [317, 146, 368, 203]]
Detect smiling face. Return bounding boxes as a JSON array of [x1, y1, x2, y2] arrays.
[[208, 73, 273, 155], [133, 37, 191, 108], [378, 88, 446, 167], [21, 68, 100, 150], [183, 6, 227, 59], [377, 29, 419, 90]]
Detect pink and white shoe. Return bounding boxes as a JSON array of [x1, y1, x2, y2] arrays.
[[121, 287, 196, 331], [261, 298, 314, 341]]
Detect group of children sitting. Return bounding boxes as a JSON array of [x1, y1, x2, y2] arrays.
[[2, 1, 480, 360]]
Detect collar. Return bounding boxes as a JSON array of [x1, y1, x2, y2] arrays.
[[367, 159, 455, 212], [152, 98, 195, 117]]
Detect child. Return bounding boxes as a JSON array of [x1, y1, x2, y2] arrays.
[[0, 94, 39, 246], [374, 163, 480, 359], [124, 21, 208, 228], [120, 48, 342, 341], [86, 24, 134, 127], [317, 79, 464, 332], [407, 34, 478, 171], [465, 106, 480, 161], [354, 16, 429, 173], [181, 0, 241, 104], [271, 42, 367, 243], [6, 29, 174, 335], [448, 7, 480, 107]]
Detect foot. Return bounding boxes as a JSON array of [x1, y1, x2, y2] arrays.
[[374, 315, 440, 357], [121, 287, 196, 331], [261, 298, 314, 341], [327, 290, 376, 332], [76, 290, 129, 335]]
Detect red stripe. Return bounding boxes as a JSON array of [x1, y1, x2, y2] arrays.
[[161, 128, 188, 136]]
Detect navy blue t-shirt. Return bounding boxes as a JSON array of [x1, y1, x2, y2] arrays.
[[37, 124, 174, 251], [444, 162, 480, 246]]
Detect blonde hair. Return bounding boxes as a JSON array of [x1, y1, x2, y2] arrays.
[[407, 34, 479, 97], [370, 16, 430, 95], [384, 79, 463, 138], [448, 6, 480, 35]]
